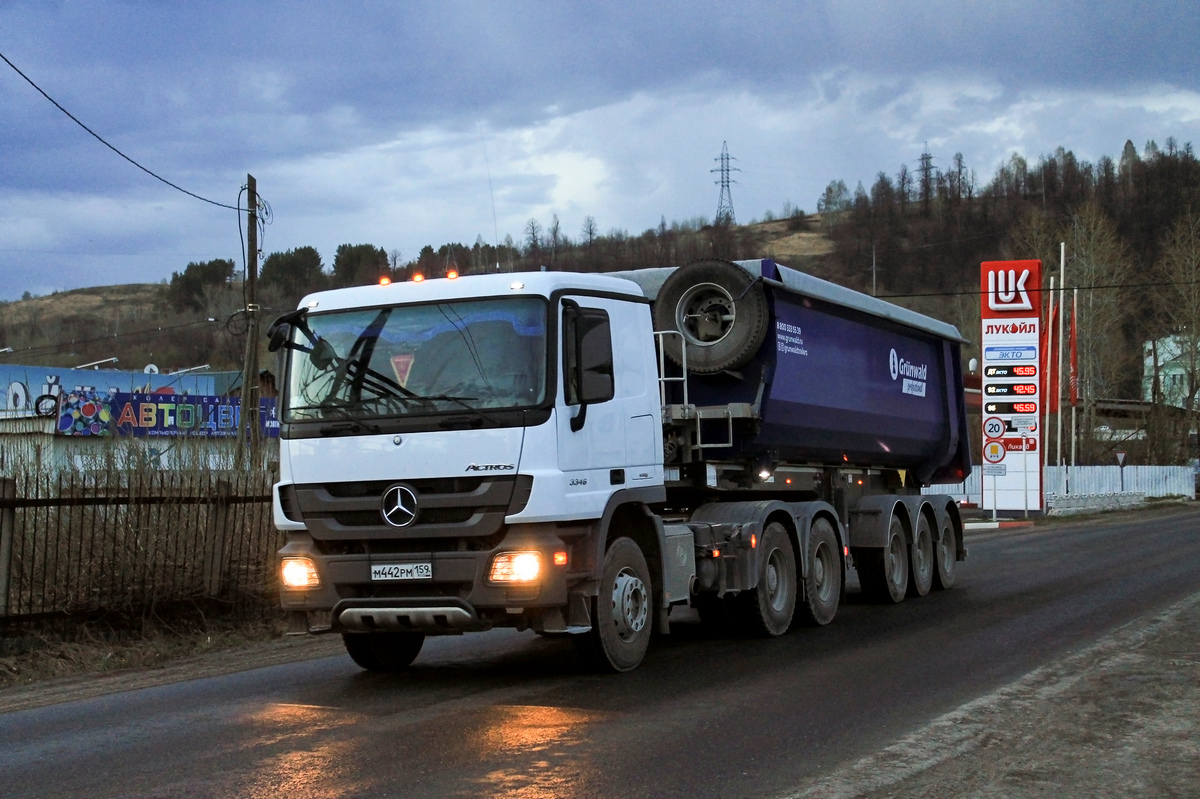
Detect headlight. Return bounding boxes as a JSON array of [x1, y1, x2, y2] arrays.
[[281, 557, 321, 589], [489, 551, 542, 583]]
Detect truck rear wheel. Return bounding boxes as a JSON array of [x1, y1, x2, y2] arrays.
[[795, 518, 841, 626], [736, 521, 797, 636], [342, 632, 425, 672], [858, 514, 909, 604], [654, 259, 769, 374], [577, 537, 653, 673], [907, 513, 934, 598], [934, 518, 957, 590]]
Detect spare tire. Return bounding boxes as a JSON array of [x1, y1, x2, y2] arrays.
[[653, 259, 769, 374]]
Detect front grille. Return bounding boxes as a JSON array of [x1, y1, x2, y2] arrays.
[[331, 506, 478, 528], [294, 475, 517, 541], [323, 477, 485, 498]]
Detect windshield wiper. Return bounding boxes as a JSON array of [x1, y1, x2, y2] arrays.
[[416, 394, 502, 426], [318, 418, 381, 437]]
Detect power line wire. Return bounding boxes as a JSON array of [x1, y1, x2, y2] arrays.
[[0, 49, 243, 212], [879, 277, 1200, 301], [0, 319, 221, 360]]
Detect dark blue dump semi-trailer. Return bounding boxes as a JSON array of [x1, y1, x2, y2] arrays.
[[612, 258, 971, 624], [617, 257, 971, 484]]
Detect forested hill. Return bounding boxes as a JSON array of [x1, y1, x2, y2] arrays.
[[817, 138, 1200, 300]]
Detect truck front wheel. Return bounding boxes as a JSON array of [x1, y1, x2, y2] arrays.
[[577, 537, 653, 673], [858, 514, 909, 604], [342, 632, 425, 672], [736, 521, 797, 636]]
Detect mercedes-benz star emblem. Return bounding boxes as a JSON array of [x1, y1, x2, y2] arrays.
[[380, 484, 419, 528]]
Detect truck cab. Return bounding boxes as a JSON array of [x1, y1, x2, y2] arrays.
[[272, 271, 666, 670]]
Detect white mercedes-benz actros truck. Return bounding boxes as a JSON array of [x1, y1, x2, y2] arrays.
[[271, 259, 970, 672]]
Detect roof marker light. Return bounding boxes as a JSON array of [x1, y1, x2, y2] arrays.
[[379, 276, 391, 286], [412, 273, 425, 283], [446, 269, 459, 280]]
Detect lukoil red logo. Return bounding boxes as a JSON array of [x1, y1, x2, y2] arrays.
[[981, 260, 1041, 320], [987, 268, 1032, 312]]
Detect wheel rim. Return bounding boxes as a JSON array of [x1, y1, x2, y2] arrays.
[[940, 528, 955, 574], [887, 535, 905, 587], [765, 547, 790, 612], [812, 542, 833, 603], [611, 567, 648, 642], [676, 283, 736, 347], [915, 530, 931, 578]]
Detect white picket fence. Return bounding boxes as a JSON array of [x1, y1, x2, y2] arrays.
[[923, 465, 1195, 503]]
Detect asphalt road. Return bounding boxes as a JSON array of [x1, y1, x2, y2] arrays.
[[3, 506, 1199, 799]]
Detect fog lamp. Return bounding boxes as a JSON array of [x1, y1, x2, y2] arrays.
[[489, 551, 542, 583], [281, 557, 321, 589]]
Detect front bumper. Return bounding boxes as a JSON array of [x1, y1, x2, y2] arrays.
[[279, 526, 576, 634]]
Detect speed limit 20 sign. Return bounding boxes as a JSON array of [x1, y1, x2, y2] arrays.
[[984, 416, 1006, 440]]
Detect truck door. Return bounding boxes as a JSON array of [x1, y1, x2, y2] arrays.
[[557, 297, 626, 516]]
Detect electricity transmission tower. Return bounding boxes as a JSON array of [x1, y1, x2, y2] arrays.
[[712, 141, 739, 225]]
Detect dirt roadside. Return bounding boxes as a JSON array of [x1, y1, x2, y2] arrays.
[[787, 590, 1200, 798], [0, 632, 344, 715]]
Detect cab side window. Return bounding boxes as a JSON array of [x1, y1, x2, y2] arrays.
[[563, 307, 614, 405]]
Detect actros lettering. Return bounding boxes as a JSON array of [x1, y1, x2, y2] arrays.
[[987, 269, 1033, 312], [465, 463, 515, 472]]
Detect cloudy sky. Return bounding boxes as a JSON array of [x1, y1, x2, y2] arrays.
[[1, 1, 1198, 300]]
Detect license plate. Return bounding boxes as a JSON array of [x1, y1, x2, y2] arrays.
[[371, 562, 432, 581]]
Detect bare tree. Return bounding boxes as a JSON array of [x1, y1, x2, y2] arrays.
[[1068, 202, 1134, 461], [1155, 208, 1200, 458], [524, 218, 543, 265], [547, 214, 561, 267]]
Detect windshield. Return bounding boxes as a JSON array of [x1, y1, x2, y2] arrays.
[[284, 297, 548, 423]]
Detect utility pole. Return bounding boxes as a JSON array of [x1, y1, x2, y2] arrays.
[[236, 174, 261, 466]]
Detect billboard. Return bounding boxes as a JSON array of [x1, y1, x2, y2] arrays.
[[980, 259, 1042, 513], [56, 391, 278, 438]]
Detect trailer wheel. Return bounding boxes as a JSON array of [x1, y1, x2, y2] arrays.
[[858, 514, 909, 604], [577, 537, 653, 672], [907, 513, 934, 598], [795, 518, 841, 626], [934, 519, 957, 590], [342, 632, 425, 672], [736, 522, 797, 636], [654, 259, 769, 374]]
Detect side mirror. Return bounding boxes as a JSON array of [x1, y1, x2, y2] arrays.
[[267, 321, 291, 353], [267, 308, 311, 353]]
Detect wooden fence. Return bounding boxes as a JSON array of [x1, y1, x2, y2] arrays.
[[0, 469, 280, 624]]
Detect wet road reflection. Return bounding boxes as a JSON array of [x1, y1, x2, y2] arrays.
[[469, 705, 608, 798]]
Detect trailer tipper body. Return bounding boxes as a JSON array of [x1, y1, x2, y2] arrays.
[[271, 258, 971, 672]]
